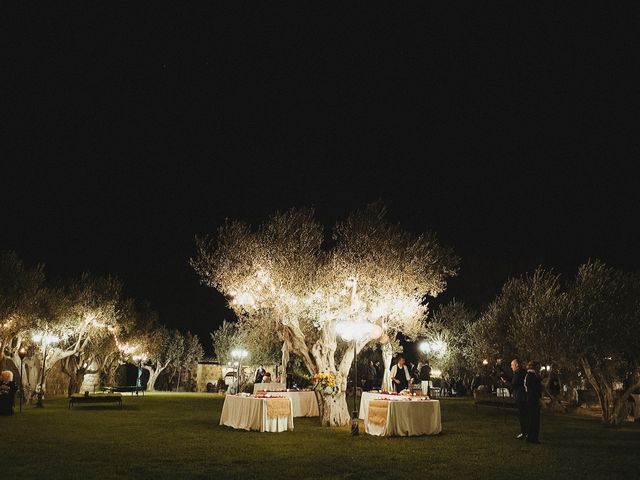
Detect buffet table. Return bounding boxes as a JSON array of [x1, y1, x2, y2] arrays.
[[253, 383, 286, 395], [219, 394, 294, 432], [254, 390, 319, 417], [359, 391, 413, 420], [365, 397, 441, 437]]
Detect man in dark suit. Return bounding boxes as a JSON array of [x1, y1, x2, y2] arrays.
[[524, 361, 543, 444], [510, 359, 528, 439], [419, 360, 432, 396]]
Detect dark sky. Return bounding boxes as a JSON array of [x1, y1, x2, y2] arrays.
[[3, 4, 639, 352]]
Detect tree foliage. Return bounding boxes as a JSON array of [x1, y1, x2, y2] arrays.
[[471, 260, 640, 425], [0, 251, 202, 396], [192, 204, 458, 425]]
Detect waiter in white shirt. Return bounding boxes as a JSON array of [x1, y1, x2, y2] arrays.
[[390, 355, 411, 393]]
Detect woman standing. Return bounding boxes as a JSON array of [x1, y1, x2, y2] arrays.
[[390, 355, 411, 393]]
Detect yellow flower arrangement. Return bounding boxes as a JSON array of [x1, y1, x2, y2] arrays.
[[312, 371, 338, 393]]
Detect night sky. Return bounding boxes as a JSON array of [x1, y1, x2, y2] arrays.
[[4, 5, 639, 353]]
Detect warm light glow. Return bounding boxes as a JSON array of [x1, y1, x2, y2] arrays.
[[335, 321, 383, 342], [482, 359, 489, 365], [132, 353, 147, 362], [431, 369, 442, 377], [231, 348, 248, 359], [419, 339, 447, 355], [233, 292, 256, 307], [32, 333, 60, 345]]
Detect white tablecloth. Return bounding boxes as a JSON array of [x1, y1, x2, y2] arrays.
[[276, 391, 319, 417], [219, 395, 294, 432], [365, 399, 442, 437], [359, 392, 413, 420], [253, 383, 286, 395]]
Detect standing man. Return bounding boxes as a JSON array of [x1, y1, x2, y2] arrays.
[[390, 355, 411, 393], [524, 361, 542, 444], [285, 361, 294, 389], [419, 360, 432, 396], [510, 358, 528, 439]]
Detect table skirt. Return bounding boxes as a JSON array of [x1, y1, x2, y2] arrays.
[[365, 399, 441, 437], [219, 395, 294, 432]]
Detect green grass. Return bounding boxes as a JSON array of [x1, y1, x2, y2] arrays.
[[3, 393, 638, 479]]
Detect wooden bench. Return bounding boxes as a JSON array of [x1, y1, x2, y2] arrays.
[[474, 391, 516, 412], [105, 386, 145, 396], [69, 393, 123, 409]]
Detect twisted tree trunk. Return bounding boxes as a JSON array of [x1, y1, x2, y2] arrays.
[[319, 390, 351, 426], [581, 357, 640, 426]]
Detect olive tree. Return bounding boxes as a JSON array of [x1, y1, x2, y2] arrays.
[[192, 204, 458, 426], [0, 252, 46, 394], [424, 301, 477, 386], [474, 262, 640, 425], [564, 261, 640, 425]]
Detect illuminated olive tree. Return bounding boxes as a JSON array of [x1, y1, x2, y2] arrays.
[[192, 204, 458, 426], [424, 301, 477, 385], [472, 262, 640, 425], [131, 325, 185, 391], [0, 251, 46, 397], [564, 261, 640, 425]]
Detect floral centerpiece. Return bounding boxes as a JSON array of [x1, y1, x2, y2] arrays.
[[312, 371, 338, 395]]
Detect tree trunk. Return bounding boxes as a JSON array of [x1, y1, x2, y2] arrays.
[[318, 390, 351, 427], [176, 368, 182, 391], [580, 356, 631, 426], [306, 327, 353, 427], [145, 365, 163, 392], [18, 357, 42, 403]]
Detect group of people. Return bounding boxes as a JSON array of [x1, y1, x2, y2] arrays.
[[389, 356, 544, 444], [0, 370, 18, 416], [253, 363, 296, 389], [508, 359, 543, 444], [390, 355, 434, 394]]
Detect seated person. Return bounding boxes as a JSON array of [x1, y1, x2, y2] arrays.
[[261, 372, 272, 383], [0, 370, 18, 416]]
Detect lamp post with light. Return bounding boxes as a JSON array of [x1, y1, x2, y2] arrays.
[[335, 321, 382, 436], [18, 347, 27, 413], [33, 333, 60, 408], [231, 348, 248, 393]]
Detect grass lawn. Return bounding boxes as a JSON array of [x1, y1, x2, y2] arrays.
[[3, 393, 638, 479]]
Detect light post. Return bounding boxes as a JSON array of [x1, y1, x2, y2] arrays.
[[335, 321, 382, 436], [33, 333, 60, 408], [231, 348, 248, 393], [18, 347, 27, 413]]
